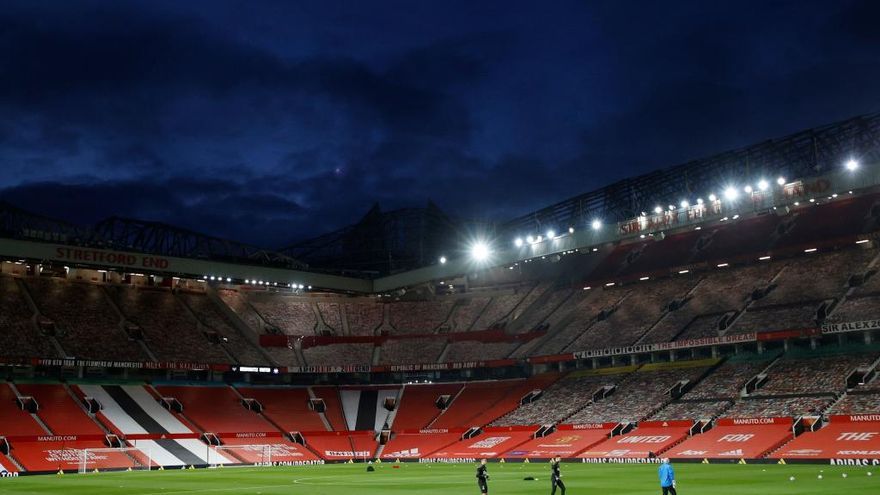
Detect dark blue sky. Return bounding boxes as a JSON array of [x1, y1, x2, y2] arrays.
[[2, 0, 878, 247]]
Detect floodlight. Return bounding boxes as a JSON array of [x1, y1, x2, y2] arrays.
[[724, 187, 738, 200], [744, 185, 753, 194], [514, 238, 524, 247], [680, 200, 689, 208], [470, 241, 491, 262], [654, 206, 663, 214], [439, 256, 447, 264], [758, 180, 769, 191], [591, 219, 602, 230], [846, 159, 859, 171], [546, 229, 555, 239], [568, 227, 575, 234], [526, 235, 534, 243], [696, 198, 704, 205], [777, 177, 786, 186], [708, 194, 717, 202]]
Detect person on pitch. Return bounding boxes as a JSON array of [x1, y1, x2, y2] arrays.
[[550, 456, 566, 495], [658, 458, 677, 495], [476, 458, 490, 495]]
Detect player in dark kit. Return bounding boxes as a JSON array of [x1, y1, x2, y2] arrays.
[[550, 456, 566, 495], [476, 458, 489, 495]]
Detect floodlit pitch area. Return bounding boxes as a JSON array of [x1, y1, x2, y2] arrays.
[[1, 463, 877, 495]]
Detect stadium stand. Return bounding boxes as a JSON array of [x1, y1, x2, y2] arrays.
[[316, 302, 343, 332], [305, 431, 376, 460], [311, 386, 348, 431], [75, 384, 236, 467], [217, 288, 302, 366], [14, 383, 103, 436], [302, 343, 374, 367], [492, 370, 628, 426], [678, 357, 771, 400], [343, 302, 383, 335], [667, 417, 793, 460], [449, 296, 491, 332], [0, 383, 47, 437], [380, 430, 462, 460], [109, 287, 229, 363], [471, 288, 532, 329], [502, 424, 615, 458], [830, 392, 880, 414], [510, 286, 573, 334], [391, 383, 463, 431], [11, 439, 135, 472], [378, 338, 445, 365], [214, 437, 320, 463], [388, 300, 453, 334], [441, 341, 519, 362], [651, 400, 734, 421], [565, 277, 699, 351], [426, 426, 537, 459], [530, 286, 628, 355], [642, 265, 773, 343], [0, 276, 54, 359], [430, 374, 559, 429], [154, 385, 274, 434], [179, 292, 266, 365], [235, 386, 328, 432], [566, 362, 712, 424], [26, 278, 145, 361], [578, 421, 692, 459], [248, 295, 318, 336], [772, 415, 880, 461]]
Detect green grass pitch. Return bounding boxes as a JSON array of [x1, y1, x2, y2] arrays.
[[1, 462, 876, 495]]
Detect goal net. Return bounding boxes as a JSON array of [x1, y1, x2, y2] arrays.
[[210, 444, 276, 466], [78, 447, 154, 474]]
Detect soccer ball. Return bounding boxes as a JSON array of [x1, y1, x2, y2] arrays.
[[868, 472, 873, 477], [789, 476, 795, 481], [817, 475, 823, 480], [842, 473, 848, 479]]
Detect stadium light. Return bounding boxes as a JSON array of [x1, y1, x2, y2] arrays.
[[846, 159, 859, 171], [758, 179, 769, 191], [514, 238, 524, 247], [708, 194, 717, 202], [777, 177, 786, 186], [439, 256, 447, 264], [696, 198, 704, 205], [668, 204, 675, 210], [226, 277, 232, 282], [568, 226, 575, 234], [743, 185, 753, 194], [654, 206, 663, 214], [680, 200, 689, 208], [470, 241, 492, 262], [546, 229, 556, 239], [591, 219, 602, 230], [526, 235, 534, 244], [723, 187, 738, 201]]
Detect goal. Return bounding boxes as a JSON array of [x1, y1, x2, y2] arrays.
[[78, 447, 154, 474], [210, 444, 276, 466]]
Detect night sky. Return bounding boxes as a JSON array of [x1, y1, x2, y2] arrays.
[[2, 1, 879, 248]]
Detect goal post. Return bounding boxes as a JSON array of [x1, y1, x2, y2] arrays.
[[78, 447, 153, 474], [210, 444, 273, 466]]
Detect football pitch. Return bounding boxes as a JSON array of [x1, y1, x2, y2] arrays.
[[1, 462, 876, 495]]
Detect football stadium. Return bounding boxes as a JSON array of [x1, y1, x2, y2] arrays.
[[1, 112, 880, 495], [3, 2, 880, 495]]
